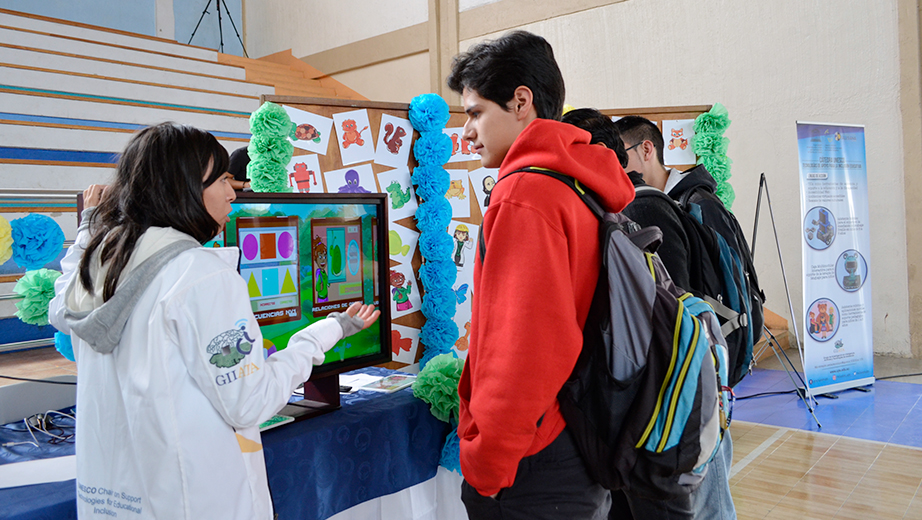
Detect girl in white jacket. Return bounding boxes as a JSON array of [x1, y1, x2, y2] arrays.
[[49, 123, 380, 520]]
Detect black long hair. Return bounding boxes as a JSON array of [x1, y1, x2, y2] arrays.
[[79, 123, 229, 301]]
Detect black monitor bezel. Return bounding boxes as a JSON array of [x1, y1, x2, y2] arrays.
[[229, 191, 392, 379]]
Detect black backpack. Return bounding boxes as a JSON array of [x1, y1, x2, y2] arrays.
[[480, 168, 731, 501], [635, 185, 763, 387]]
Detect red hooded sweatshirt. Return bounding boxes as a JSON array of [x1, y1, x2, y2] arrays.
[[458, 118, 635, 496]]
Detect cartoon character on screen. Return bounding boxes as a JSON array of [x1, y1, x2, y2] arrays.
[[390, 270, 413, 311], [482, 175, 495, 207], [452, 224, 473, 269], [312, 235, 329, 303], [341, 119, 368, 148], [338, 169, 371, 193], [386, 181, 412, 209]]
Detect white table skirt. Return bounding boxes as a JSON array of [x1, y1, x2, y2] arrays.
[[328, 467, 467, 520]]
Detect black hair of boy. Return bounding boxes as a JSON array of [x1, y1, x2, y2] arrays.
[[613, 115, 665, 165], [561, 108, 629, 168], [446, 30, 565, 120]]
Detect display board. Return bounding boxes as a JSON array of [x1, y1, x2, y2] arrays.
[[262, 97, 711, 366]]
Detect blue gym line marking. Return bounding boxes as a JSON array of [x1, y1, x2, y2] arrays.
[[0, 84, 252, 117], [0, 112, 251, 140], [0, 146, 118, 164]]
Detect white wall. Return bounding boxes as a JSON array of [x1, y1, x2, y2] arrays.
[[243, 0, 913, 356], [243, 0, 428, 59]]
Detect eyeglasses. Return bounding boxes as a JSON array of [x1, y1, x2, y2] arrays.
[[624, 142, 642, 153]]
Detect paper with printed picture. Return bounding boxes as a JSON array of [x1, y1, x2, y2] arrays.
[[286, 154, 323, 193], [283, 105, 333, 155], [333, 109, 375, 166], [376, 167, 418, 220], [662, 119, 696, 166], [374, 114, 414, 169], [444, 169, 471, 219], [388, 224, 419, 266], [468, 167, 499, 219], [449, 219, 478, 279], [324, 163, 377, 194], [391, 323, 421, 364], [388, 263, 420, 319], [443, 127, 480, 163]]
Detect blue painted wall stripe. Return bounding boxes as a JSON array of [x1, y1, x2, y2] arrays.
[[0, 112, 251, 140], [0, 84, 252, 117], [0, 147, 118, 164]]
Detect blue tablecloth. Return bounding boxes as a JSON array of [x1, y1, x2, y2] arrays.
[[0, 367, 449, 520]]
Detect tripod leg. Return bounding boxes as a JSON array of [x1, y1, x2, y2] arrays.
[[220, 0, 249, 57], [188, 0, 214, 45]]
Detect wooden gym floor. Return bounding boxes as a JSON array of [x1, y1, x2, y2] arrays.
[[3, 347, 922, 518]]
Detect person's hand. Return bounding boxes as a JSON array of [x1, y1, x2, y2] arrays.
[[83, 184, 107, 208], [344, 303, 381, 331]]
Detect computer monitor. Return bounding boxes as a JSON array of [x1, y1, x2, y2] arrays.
[[207, 192, 392, 418]]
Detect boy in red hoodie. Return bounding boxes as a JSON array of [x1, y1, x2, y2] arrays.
[[447, 31, 635, 519]]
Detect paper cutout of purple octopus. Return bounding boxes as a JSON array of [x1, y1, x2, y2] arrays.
[[338, 169, 371, 193]]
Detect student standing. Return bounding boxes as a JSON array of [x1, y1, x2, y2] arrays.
[[447, 31, 634, 520]]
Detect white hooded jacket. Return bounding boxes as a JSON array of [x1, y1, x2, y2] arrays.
[[49, 212, 352, 519]]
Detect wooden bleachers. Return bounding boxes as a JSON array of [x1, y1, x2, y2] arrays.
[[0, 8, 366, 350]]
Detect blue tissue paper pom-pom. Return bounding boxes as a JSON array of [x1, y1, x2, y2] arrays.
[[439, 428, 462, 475], [418, 260, 457, 290], [420, 318, 459, 352], [409, 94, 450, 133], [10, 214, 65, 270], [422, 288, 457, 321], [414, 197, 452, 233], [412, 165, 450, 201], [54, 332, 75, 362], [419, 342, 455, 370], [414, 132, 453, 166], [419, 230, 454, 260]]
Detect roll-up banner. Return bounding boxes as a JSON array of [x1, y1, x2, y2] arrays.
[[796, 122, 874, 394]]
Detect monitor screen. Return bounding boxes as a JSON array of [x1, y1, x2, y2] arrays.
[[206, 192, 391, 376]]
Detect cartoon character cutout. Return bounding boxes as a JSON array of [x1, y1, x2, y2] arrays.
[[446, 179, 466, 200], [667, 128, 688, 150], [482, 175, 495, 207], [386, 180, 411, 209], [392, 329, 413, 355], [454, 321, 472, 351], [338, 169, 371, 193], [312, 235, 329, 303], [383, 123, 407, 154], [341, 119, 368, 148], [452, 224, 473, 269], [289, 162, 318, 193], [451, 133, 472, 156], [296, 124, 322, 143], [390, 270, 413, 311]]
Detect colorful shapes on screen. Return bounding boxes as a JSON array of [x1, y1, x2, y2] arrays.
[[242, 234, 258, 260], [278, 231, 294, 259], [347, 240, 360, 276], [260, 233, 277, 260], [247, 272, 261, 298], [330, 244, 343, 275], [262, 268, 280, 296], [281, 269, 297, 294]]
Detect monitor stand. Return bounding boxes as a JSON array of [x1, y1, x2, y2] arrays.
[[278, 373, 341, 421]]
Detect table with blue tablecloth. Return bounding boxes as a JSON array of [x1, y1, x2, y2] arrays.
[[0, 367, 459, 520]]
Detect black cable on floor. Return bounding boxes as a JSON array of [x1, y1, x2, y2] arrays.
[[736, 390, 797, 400], [0, 375, 77, 385]]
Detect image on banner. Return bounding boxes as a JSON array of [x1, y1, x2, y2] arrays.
[[835, 249, 868, 292], [803, 206, 836, 250]]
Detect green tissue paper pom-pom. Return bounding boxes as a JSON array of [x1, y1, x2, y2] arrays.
[[13, 268, 61, 326], [247, 134, 294, 165], [249, 101, 295, 140], [691, 133, 729, 158], [247, 158, 291, 193], [700, 154, 733, 184], [694, 102, 731, 136], [413, 353, 464, 423], [716, 182, 736, 210]]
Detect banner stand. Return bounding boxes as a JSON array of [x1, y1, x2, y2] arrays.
[[751, 173, 822, 428]]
